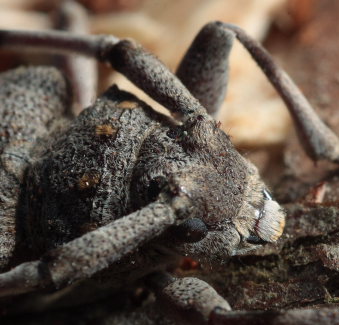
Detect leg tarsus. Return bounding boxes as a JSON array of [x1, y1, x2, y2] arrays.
[[146, 272, 231, 325], [176, 21, 235, 118]]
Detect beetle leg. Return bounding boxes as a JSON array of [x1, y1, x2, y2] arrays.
[[0, 29, 208, 120], [176, 22, 235, 118], [106, 40, 207, 119], [145, 272, 231, 325], [219, 22, 339, 163], [0, 197, 188, 298], [53, 0, 97, 114]]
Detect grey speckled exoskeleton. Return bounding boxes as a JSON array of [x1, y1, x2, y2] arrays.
[[1, 6, 339, 325]]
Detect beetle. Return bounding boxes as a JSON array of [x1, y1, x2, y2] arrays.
[[0, 10, 339, 325]]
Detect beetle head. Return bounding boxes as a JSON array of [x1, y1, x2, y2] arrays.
[[164, 115, 285, 262]]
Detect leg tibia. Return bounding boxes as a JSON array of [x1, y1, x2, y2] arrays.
[[0, 200, 178, 297]]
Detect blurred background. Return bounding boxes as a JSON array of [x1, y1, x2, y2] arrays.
[[1, 0, 338, 194]]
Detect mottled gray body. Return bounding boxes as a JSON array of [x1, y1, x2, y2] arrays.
[[0, 66, 248, 270], [24, 85, 165, 255], [0, 62, 277, 289]]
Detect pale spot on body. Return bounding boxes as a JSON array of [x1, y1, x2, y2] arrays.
[[95, 124, 118, 137], [78, 172, 100, 190]]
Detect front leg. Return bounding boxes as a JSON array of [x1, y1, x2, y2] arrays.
[[146, 272, 231, 325], [0, 196, 188, 297]]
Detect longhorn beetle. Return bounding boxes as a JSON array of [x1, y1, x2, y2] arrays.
[[0, 11, 339, 325]]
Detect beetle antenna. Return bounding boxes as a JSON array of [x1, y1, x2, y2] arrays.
[[0, 29, 119, 59], [221, 22, 339, 163]]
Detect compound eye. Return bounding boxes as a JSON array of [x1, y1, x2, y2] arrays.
[[246, 233, 268, 245], [172, 218, 208, 243]]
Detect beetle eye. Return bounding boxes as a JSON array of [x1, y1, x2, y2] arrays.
[[171, 218, 208, 243], [246, 233, 267, 245], [263, 189, 273, 200]]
